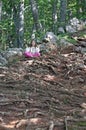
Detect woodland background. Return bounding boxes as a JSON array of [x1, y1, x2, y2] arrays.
[[0, 1, 86, 130], [0, 0, 86, 49]]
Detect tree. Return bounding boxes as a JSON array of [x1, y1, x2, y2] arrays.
[[0, 0, 86, 50], [76, 0, 86, 18], [52, 0, 58, 34], [29, 0, 42, 36], [59, 0, 67, 28], [17, 0, 24, 48], [12, 0, 24, 48], [0, 0, 2, 21], [76, 0, 80, 18]]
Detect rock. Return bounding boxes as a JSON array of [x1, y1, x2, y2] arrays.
[[43, 32, 57, 44], [0, 55, 8, 66], [58, 27, 65, 33], [75, 46, 82, 53], [39, 44, 47, 52], [66, 25, 77, 33], [41, 32, 58, 53], [78, 41, 86, 47], [60, 44, 75, 54], [39, 42, 57, 53], [3, 48, 23, 61], [7, 48, 23, 51], [59, 38, 72, 47], [81, 47, 86, 53], [66, 17, 86, 33], [75, 46, 86, 54], [77, 24, 86, 31], [70, 17, 80, 26], [0, 48, 23, 64]]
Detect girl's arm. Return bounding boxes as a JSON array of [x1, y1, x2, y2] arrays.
[[25, 47, 31, 52]]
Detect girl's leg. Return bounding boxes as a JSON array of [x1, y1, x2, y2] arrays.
[[24, 52, 33, 57], [33, 52, 40, 57]]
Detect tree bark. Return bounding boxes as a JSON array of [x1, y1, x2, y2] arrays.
[[18, 0, 24, 48], [80, 0, 86, 17], [13, 0, 24, 48], [0, 0, 2, 21], [52, 0, 58, 34], [59, 0, 67, 27], [76, 0, 80, 18], [29, 0, 42, 34]]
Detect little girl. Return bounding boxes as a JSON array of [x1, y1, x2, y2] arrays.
[[24, 40, 40, 58]]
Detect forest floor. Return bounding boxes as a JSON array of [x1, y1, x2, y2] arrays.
[[0, 31, 86, 130]]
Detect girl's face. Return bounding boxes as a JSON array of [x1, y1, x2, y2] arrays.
[[32, 40, 36, 47]]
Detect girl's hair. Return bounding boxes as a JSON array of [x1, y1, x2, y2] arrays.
[[30, 39, 37, 47]]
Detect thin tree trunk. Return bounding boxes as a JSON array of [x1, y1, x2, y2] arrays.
[[0, 0, 2, 21], [29, 0, 42, 34], [80, 0, 86, 16], [76, 0, 80, 18], [18, 0, 24, 48], [52, 0, 58, 34], [13, 0, 24, 48], [60, 0, 67, 28]]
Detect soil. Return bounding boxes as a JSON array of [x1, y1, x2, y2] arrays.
[[0, 36, 86, 130]]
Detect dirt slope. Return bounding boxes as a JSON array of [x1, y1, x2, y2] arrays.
[[0, 48, 86, 130]]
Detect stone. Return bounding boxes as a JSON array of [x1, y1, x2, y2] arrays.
[[75, 46, 86, 53], [3, 48, 23, 60], [39, 42, 57, 53], [60, 44, 74, 54], [60, 38, 72, 46], [67, 17, 86, 32], [58, 27, 65, 33], [0, 48, 23, 64], [41, 32, 58, 53], [70, 17, 80, 26], [66, 25, 77, 33], [43, 32, 57, 44], [0, 55, 8, 66], [77, 24, 85, 31]]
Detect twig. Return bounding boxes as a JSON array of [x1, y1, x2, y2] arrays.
[[49, 121, 54, 130], [65, 117, 68, 130]]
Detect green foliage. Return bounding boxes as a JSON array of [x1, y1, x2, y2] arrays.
[[57, 33, 77, 44], [0, 0, 86, 49]]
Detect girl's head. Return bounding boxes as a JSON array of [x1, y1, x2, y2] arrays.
[[30, 40, 36, 47]]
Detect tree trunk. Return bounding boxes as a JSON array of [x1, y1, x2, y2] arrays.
[[59, 0, 67, 28], [13, 0, 24, 48], [0, 0, 2, 21], [76, 0, 80, 18], [52, 0, 58, 34], [13, 4, 19, 47], [80, 0, 86, 17], [29, 0, 42, 34], [18, 0, 24, 48]]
